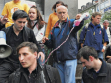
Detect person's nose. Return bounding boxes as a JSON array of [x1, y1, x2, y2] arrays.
[[19, 55, 24, 61]]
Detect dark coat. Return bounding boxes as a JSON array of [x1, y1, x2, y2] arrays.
[[82, 59, 111, 83], [45, 18, 84, 62], [8, 64, 61, 83], [2, 25, 42, 52], [0, 23, 5, 30], [1, 25, 42, 63]]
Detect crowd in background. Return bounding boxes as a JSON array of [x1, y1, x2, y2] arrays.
[[0, 0, 111, 83]]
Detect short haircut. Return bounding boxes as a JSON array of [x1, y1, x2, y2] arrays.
[[12, 10, 28, 21], [17, 42, 38, 54], [77, 46, 98, 61], [103, 20, 109, 23], [91, 12, 101, 21]]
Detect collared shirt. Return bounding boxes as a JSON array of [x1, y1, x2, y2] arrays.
[[89, 58, 105, 80], [20, 67, 38, 83]]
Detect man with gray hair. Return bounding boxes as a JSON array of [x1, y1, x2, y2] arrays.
[[42, 5, 84, 83], [103, 20, 111, 44]]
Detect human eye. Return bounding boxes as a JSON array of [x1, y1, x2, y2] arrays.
[[23, 53, 27, 56], [59, 12, 61, 14], [23, 21, 26, 24], [18, 21, 22, 23]]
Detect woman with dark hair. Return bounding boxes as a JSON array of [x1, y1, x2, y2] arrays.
[[45, 1, 66, 38], [26, 6, 46, 65]]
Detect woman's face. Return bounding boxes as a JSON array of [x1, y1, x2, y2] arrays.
[[29, 8, 37, 21]]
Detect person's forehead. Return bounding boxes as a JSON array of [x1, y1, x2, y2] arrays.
[[16, 18, 27, 21], [57, 6, 67, 11]]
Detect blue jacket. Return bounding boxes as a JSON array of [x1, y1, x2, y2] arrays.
[[79, 22, 109, 51], [45, 18, 84, 62]]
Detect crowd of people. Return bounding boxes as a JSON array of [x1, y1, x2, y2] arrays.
[[0, 0, 111, 83]]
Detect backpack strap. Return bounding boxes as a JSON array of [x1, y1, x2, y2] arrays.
[[45, 65, 55, 83], [100, 24, 104, 43], [83, 23, 89, 43]]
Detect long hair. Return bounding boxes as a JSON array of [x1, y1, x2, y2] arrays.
[[27, 6, 46, 30]]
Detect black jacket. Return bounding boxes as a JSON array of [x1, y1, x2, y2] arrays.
[[8, 64, 61, 83], [82, 59, 111, 83], [0, 23, 5, 30], [1, 25, 42, 62]]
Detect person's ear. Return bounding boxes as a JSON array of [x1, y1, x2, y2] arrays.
[[34, 52, 37, 58], [89, 56, 94, 61]]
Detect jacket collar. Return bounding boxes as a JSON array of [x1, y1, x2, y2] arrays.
[[20, 61, 43, 74], [89, 22, 101, 28], [86, 58, 108, 78], [54, 18, 68, 28]]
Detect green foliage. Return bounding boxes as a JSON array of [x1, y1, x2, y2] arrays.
[[101, 11, 111, 27]]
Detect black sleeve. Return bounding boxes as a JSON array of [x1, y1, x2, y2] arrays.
[[71, 20, 84, 33], [8, 72, 15, 83], [105, 46, 111, 61], [0, 23, 5, 30]]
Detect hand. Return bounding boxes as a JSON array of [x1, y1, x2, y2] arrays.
[[75, 14, 81, 20], [42, 36, 49, 43], [38, 52, 45, 62], [101, 49, 105, 52], [106, 55, 111, 58], [0, 15, 8, 24]]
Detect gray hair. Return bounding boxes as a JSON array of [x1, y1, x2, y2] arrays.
[[56, 5, 68, 12], [103, 20, 109, 23]]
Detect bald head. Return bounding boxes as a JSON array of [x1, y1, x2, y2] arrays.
[[56, 5, 68, 22], [56, 5, 68, 12]]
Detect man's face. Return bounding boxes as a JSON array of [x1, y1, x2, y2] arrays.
[[80, 56, 93, 69], [92, 15, 101, 25], [56, 7, 68, 22], [103, 22, 109, 28], [18, 47, 37, 68], [13, 18, 27, 31]]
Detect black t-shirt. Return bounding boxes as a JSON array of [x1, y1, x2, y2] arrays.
[[8, 28, 23, 63]]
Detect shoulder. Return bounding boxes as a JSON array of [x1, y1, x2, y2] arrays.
[[106, 63, 111, 68], [45, 65, 59, 75], [2, 26, 11, 33], [8, 68, 21, 82], [5, 1, 12, 5]]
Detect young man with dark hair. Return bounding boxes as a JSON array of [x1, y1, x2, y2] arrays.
[[77, 46, 111, 83], [8, 42, 61, 83], [0, 10, 44, 83]]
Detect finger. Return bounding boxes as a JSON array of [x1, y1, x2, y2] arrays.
[[37, 54, 40, 59], [41, 54, 45, 62]]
